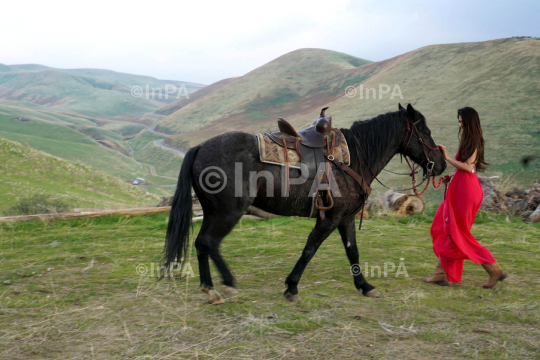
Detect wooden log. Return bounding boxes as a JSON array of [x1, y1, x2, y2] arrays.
[[0, 206, 172, 224], [245, 206, 280, 219], [384, 192, 425, 216], [192, 203, 204, 216], [355, 209, 369, 219]]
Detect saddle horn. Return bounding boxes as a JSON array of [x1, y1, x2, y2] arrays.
[[320, 107, 329, 118]]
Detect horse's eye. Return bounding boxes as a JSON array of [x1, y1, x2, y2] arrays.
[[424, 129, 431, 136]]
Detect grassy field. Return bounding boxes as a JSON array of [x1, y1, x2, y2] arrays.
[[0, 138, 159, 214], [1, 210, 539, 359]]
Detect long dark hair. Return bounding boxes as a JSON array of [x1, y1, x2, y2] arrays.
[[457, 107, 489, 172]]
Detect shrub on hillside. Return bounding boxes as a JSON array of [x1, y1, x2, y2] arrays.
[[3, 194, 73, 216]]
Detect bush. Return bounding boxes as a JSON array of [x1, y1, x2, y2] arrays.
[[3, 194, 73, 216]]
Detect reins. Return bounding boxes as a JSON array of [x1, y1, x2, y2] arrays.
[[356, 112, 446, 196]]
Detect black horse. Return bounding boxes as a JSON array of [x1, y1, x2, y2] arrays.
[[164, 103, 446, 304]]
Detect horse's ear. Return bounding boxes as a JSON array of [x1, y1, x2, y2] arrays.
[[398, 103, 404, 110], [406, 103, 416, 120]]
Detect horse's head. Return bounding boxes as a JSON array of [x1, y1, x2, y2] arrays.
[[398, 103, 446, 176]]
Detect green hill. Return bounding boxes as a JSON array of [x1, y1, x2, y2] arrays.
[[0, 69, 159, 119], [157, 37, 540, 191], [0, 138, 158, 214], [0, 114, 172, 185], [0, 99, 104, 126], [155, 49, 373, 137], [155, 77, 238, 116], [60, 68, 205, 97], [0, 65, 205, 119]]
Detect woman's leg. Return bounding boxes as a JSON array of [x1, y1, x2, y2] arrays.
[[440, 256, 464, 283], [481, 262, 507, 288], [424, 258, 449, 286]]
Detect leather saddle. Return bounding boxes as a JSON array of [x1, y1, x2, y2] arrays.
[[267, 107, 342, 149], [264, 107, 371, 220]]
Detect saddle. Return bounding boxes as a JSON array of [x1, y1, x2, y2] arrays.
[[263, 107, 371, 220]]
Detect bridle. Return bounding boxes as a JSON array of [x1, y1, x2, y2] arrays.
[[400, 113, 444, 195], [364, 112, 445, 195]]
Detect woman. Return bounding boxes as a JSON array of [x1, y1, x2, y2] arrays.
[[424, 107, 507, 288]]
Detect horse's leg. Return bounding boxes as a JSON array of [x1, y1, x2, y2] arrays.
[[195, 207, 247, 304], [337, 217, 381, 297], [284, 217, 338, 301]]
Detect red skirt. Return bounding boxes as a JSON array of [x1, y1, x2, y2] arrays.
[[430, 168, 495, 282]]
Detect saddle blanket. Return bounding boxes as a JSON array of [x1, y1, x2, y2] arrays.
[[256, 131, 351, 172]]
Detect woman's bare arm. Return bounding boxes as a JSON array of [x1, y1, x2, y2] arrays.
[[438, 145, 477, 172]]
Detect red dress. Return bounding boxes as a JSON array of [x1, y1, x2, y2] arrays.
[[430, 151, 496, 282]]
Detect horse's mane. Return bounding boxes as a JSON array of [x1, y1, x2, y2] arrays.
[[341, 110, 405, 174]]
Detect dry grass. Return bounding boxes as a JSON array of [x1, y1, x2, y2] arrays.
[[1, 212, 539, 359]]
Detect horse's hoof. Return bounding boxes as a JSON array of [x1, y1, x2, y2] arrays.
[[284, 291, 302, 302], [207, 290, 225, 304], [223, 285, 239, 303], [201, 287, 225, 305], [363, 289, 382, 298]]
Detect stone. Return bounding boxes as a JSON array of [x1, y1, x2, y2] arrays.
[[529, 204, 540, 223]]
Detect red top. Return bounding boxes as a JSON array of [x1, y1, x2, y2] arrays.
[[430, 151, 495, 282]]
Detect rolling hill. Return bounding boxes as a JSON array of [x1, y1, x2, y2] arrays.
[[0, 99, 103, 126], [155, 49, 373, 136], [156, 37, 540, 191], [0, 138, 158, 214], [0, 64, 205, 119], [155, 77, 238, 116], [0, 113, 176, 187]]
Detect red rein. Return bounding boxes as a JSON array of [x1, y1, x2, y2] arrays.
[[401, 120, 448, 196]]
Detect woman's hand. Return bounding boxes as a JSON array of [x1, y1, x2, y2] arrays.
[[441, 175, 452, 184], [437, 144, 449, 161]]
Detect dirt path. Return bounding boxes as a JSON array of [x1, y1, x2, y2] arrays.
[[129, 150, 177, 181], [147, 125, 186, 157], [153, 139, 186, 157]]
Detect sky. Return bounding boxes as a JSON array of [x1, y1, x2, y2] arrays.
[[1, 0, 538, 85]]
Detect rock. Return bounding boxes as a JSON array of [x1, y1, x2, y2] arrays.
[[505, 186, 527, 199], [478, 176, 504, 210], [3, 280, 12, 285], [528, 192, 540, 209], [529, 204, 540, 223], [488, 216, 496, 221], [505, 198, 528, 212], [157, 197, 172, 207]]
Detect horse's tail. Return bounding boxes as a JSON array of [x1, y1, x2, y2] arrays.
[[164, 145, 200, 269]]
